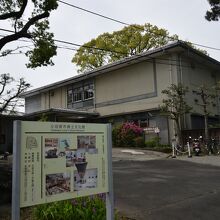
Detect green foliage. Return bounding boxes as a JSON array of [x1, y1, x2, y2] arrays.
[[26, 20, 57, 68], [160, 83, 192, 121], [34, 195, 110, 220], [72, 23, 178, 72], [160, 83, 192, 145], [145, 137, 171, 153], [194, 84, 217, 140], [134, 136, 145, 148], [112, 122, 144, 147], [206, 0, 220, 21], [145, 137, 160, 148], [0, 0, 58, 68], [186, 41, 208, 55], [38, 113, 49, 121]]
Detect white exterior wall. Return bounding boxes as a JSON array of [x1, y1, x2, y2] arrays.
[[95, 56, 173, 117], [40, 87, 67, 110]]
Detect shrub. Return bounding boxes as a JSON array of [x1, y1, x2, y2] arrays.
[[34, 194, 119, 220], [134, 136, 145, 148], [145, 137, 160, 148], [112, 122, 144, 147]]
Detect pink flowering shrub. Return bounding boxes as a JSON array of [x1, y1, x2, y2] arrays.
[[112, 122, 144, 147]]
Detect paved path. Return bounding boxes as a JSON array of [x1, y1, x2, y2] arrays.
[[113, 159, 220, 220], [112, 148, 168, 162], [112, 148, 220, 220], [112, 147, 220, 166], [177, 155, 220, 167]]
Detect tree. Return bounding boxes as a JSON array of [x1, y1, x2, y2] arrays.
[[0, 73, 30, 114], [0, 0, 58, 68], [0, 0, 58, 114], [72, 23, 178, 72], [194, 85, 217, 141], [160, 83, 192, 146], [205, 0, 220, 21]]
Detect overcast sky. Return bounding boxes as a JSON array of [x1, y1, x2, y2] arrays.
[[1, 0, 220, 90]]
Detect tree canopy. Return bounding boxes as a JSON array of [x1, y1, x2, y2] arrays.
[[0, 0, 59, 114], [0, 0, 58, 68], [205, 0, 220, 21], [72, 23, 178, 72]]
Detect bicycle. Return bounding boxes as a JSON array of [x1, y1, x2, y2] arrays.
[[208, 138, 220, 155]]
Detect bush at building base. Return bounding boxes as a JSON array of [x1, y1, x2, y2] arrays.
[[112, 122, 144, 148]]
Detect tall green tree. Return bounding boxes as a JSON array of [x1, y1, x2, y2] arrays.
[[205, 0, 220, 21], [0, 0, 58, 68], [160, 83, 192, 146], [72, 23, 178, 72]]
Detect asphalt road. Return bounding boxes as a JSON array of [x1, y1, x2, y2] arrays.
[[113, 159, 220, 220]]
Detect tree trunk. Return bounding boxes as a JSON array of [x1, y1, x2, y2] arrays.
[[175, 118, 183, 147], [204, 114, 209, 143]]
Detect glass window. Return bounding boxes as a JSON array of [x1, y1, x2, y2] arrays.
[[67, 82, 94, 107], [67, 89, 73, 104], [84, 84, 94, 100], [73, 87, 83, 102]]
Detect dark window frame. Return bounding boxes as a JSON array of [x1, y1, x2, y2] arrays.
[[67, 81, 94, 107]]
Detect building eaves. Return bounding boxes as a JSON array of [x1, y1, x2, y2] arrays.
[[21, 40, 220, 98], [23, 108, 99, 119]]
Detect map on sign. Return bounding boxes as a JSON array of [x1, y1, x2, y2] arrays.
[[19, 122, 109, 207]]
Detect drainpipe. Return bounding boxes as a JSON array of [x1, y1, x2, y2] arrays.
[[93, 79, 96, 111], [48, 91, 51, 109]]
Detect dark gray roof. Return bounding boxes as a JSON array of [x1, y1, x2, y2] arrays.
[[21, 40, 220, 98]]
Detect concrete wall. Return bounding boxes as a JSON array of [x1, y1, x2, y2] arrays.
[[95, 56, 173, 117], [40, 87, 67, 110], [180, 55, 219, 129]]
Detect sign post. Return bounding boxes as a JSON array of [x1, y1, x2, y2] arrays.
[[12, 121, 113, 220], [12, 121, 21, 220], [106, 124, 114, 220]]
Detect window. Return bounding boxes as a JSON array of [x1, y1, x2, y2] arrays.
[[67, 89, 73, 103], [73, 87, 83, 102], [67, 81, 94, 108], [84, 84, 94, 100]]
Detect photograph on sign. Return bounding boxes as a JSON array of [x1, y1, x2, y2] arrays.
[[46, 172, 71, 196], [74, 168, 98, 191], [77, 135, 98, 154], [26, 136, 38, 149]]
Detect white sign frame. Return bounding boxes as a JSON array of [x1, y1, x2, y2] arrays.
[[12, 121, 114, 220]]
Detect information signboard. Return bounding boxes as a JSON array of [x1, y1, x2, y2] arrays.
[[12, 121, 113, 220]]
